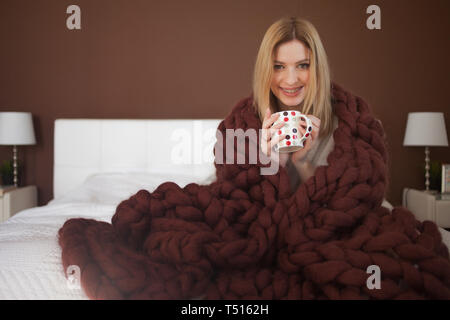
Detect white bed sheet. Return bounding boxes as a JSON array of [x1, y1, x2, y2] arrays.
[[0, 203, 111, 299], [0, 171, 449, 299]]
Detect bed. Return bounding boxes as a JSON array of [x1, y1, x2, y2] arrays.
[[0, 119, 449, 299]]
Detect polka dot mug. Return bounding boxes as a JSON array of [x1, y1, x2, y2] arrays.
[[272, 110, 313, 153]]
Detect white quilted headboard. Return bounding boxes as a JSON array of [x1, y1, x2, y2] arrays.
[[53, 119, 222, 199]]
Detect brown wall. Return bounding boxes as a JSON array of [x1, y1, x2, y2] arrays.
[[0, 0, 449, 206]]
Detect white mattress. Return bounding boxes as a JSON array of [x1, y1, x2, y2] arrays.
[[0, 171, 449, 299]]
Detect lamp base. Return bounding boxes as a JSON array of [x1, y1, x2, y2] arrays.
[[424, 146, 430, 191], [13, 145, 19, 187]]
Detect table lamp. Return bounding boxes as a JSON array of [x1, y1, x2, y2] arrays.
[[0, 112, 36, 187], [403, 112, 448, 192]]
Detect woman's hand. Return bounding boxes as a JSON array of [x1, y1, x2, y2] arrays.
[[260, 108, 289, 167], [290, 115, 321, 164]]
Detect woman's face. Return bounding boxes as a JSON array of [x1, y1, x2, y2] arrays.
[[270, 39, 310, 108]]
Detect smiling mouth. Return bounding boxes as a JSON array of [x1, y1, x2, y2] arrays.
[[281, 86, 303, 94]]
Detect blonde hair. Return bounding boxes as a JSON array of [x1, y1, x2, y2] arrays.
[[252, 17, 333, 138]]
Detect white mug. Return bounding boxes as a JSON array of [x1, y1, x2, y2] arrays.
[[272, 110, 313, 153]]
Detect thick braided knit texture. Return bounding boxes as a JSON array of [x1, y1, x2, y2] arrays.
[[58, 83, 450, 299]]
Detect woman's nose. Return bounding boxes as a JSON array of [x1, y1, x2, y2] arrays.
[[285, 69, 299, 84]]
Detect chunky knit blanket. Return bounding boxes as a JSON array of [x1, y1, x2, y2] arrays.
[[58, 83, 450, 299]]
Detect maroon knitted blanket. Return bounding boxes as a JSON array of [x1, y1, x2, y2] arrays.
[[58, 83, 450, 299]]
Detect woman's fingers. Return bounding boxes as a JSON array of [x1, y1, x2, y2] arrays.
[[263, 120, 283, 141], [290, 116, 321, 163], [269, 113, 280, 127], [263, 111, 280, 129], [262, 108, 271, 129], [299, 115, 320, 138], [272, 121, 285, 129], [270, 133, 287, 149], [261, 110, 283, 157], [263, 108, 271, 126], [307, 115, 321, 128], [262, 123, 283, 141], [299, 119, 308, 130], [270, 122, 284, 135], [298, 125, 306, 135]]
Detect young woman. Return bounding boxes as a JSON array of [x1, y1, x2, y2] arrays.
[[256, 17, 339, 191]]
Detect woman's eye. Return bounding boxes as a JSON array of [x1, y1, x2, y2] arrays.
[[273, 64, 309, 70]]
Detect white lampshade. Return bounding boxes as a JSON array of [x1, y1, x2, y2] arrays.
[[403, 112, 448, 147], [0, 112, 36, 145]]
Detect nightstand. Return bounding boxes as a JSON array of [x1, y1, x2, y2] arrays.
[[402, 188, 450, 228], [0, 186, 38, 223]]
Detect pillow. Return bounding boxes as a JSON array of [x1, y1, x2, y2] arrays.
[[48, 171, 217, 206]]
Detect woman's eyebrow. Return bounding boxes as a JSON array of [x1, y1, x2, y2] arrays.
[[274, 59, 310, 64]]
